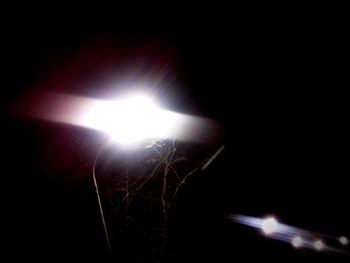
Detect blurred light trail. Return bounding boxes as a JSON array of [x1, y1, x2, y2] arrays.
[[226, 214, 348, 255], [18, 91, 221, 146]]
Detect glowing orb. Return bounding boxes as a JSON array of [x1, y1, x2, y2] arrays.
[[314, 240, 325, 251], [291, 236, 303, 248], [261, 217, 279, 235], [339, 236, 348, 246]]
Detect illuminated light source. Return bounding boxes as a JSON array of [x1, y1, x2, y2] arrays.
[[339, 236, 348, 246], [23, 91, 220, 146], [261, 217, 279, 235], [80, 95, 180, 145], [314, 240, 325, 251], [291, 235, 303, 248]]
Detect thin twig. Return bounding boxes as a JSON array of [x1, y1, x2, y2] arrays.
[[169, 167, 199, 209]]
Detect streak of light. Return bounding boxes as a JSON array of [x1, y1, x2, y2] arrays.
[[226, 214, 348, 254], [19, 91, 221, 146]]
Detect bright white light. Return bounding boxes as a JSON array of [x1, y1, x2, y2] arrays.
[[339, 236, 348, 246], [80, 95, 180, 145], [22, 91, 219, 146], [314, 240, 325, 251], [291, 236, 303, 248], [261, 217, 279, 235]]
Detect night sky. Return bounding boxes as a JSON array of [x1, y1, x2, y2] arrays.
[[2, 12, 349, 262]]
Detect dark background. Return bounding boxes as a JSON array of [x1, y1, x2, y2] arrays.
[[2, 10, 349, 262]]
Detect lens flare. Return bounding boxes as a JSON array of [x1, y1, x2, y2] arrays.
[[227, 214, 348, 254]]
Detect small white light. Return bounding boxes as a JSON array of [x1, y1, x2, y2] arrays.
[[261, 217, 279, 235], [291, 235, 303, 248], [314, 240, 325, 251], [339, 236, 348, 246]]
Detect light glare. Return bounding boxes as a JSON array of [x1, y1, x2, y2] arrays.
[[21, 91, 221, 146], [80, 95, 180, 145]]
